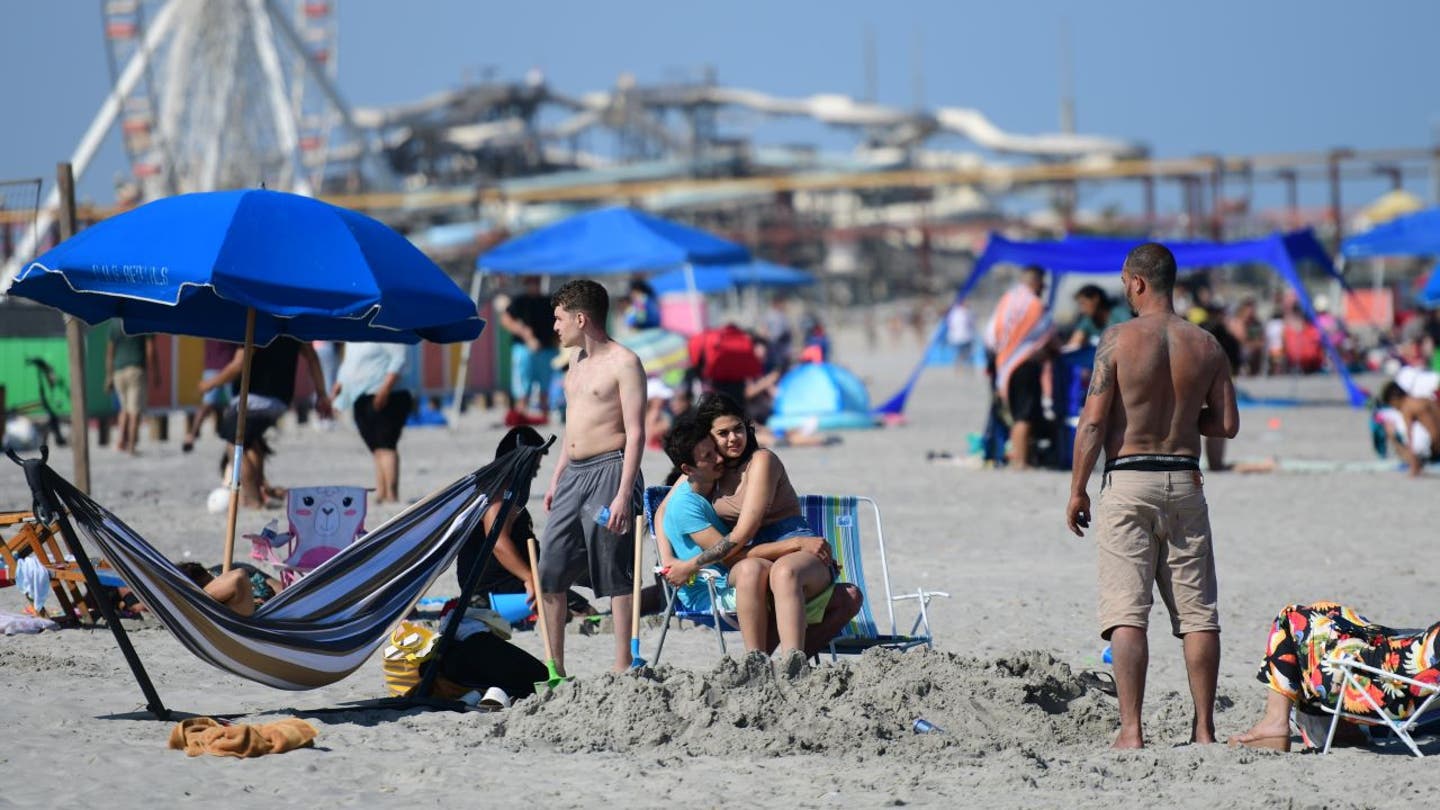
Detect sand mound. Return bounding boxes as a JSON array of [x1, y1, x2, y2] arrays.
[[499, 649, 1115, 758]]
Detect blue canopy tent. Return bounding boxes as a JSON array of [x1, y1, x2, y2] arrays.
[[478, 205, 749, 337], [478, 206, 749, 275], [1341, 207, 1440, 304], [877, 228, 1367, 417], [649, 260, 815, 294]]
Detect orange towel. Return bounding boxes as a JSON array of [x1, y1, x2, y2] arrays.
[[167, 717, 317, 758]]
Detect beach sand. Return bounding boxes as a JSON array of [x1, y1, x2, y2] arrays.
[[2, 325, 1434, 808]]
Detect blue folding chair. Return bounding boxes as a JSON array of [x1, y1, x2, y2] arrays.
[[641, 486, 740, 665]]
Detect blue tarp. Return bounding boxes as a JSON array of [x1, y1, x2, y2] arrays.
[[1341, 208, 1440, 304], [650, 260, 815, 294], [478, 206, 749, 275], [878, 228, 1366, 415]]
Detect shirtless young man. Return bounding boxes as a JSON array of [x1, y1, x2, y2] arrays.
[[538, 280, 647, 673], [1065, 243, 1239, 750]]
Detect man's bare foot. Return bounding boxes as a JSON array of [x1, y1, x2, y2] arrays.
[[1112, 729, 1144, 749], [1227, 721, 1291, 751]]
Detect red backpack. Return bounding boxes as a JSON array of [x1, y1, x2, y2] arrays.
[[690, 326, 763, 383]]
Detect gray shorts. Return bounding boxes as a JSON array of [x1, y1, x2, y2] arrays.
[[538, 450, 642, 598]]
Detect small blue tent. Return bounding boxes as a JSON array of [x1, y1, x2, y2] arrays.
[[877, 228, 1366, 416], [478, 206, 749, 275], [1341, 207, 1440, 304], [769, 362, 876, 432]]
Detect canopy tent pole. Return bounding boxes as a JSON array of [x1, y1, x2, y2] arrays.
[[448, 269, 485, 429], [221, 308, 258, 573], [683, 263, 702, 334]]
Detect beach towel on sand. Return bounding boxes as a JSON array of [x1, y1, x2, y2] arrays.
[[168, 717, 317, 758]]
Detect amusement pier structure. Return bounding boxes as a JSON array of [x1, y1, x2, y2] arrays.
[[5, 1, 1440, 294]]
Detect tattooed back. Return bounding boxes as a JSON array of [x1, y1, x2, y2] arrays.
[[1092, 312, 1228, 459]]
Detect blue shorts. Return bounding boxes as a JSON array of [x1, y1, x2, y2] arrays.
[[510, 345, 559, 402], [751, 515, 818, 545]]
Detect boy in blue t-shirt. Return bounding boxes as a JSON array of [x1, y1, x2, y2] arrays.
[[660, 418, 736, 614]]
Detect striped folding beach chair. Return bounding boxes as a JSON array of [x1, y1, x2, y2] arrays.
[[642, 485, 739, 665], [799, 494, 948, 659]]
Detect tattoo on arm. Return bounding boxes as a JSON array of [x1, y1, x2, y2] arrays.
[[692, 537, 737, 567], [1087, 331, 1117, 396]]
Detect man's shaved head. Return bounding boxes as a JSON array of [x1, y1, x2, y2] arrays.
[[1123, 243, 1177, 296]]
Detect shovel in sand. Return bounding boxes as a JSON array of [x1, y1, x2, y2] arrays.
[[527, 537, 572, 691], [629, 523, 647, 669]]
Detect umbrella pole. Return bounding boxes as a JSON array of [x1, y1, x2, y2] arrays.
[[221, 308, 257, 573]]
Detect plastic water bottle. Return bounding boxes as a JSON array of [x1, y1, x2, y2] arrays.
[[593, 505, 611, 526], [912, 718, 945, 734]]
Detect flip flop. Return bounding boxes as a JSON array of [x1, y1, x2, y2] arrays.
[[1079, 670, 1117, 697]]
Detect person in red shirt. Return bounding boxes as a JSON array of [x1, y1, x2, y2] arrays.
[[1281, 305, 1324, 374]]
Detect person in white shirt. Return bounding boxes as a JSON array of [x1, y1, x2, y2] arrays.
[[332, 342, 412, 503]]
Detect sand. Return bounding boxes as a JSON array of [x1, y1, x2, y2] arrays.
[[2, 321, 1437, 808]]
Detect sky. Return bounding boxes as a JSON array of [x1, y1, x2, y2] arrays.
[[3, 0, 1439, 215]]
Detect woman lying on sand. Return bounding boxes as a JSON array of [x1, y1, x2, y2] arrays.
[[1229, 602, 1440, 751], [658, 393, 859, 655]]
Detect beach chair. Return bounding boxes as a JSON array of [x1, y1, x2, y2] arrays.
[[1, 509, 124, 622], [798, 495, 949, 659], [248, 486, 368, 586], [1312, 651, 1440, 757], [643, 486, 740, 665]]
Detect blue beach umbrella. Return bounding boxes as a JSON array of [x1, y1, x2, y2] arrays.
[[7, 189, 485, 566], [10, 189, 484, 345]]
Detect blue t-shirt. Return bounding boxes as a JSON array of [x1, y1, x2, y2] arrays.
[[660, 480, 730, 612]]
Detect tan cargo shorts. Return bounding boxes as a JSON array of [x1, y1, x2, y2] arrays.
[[1095, 469, 1219, 640]]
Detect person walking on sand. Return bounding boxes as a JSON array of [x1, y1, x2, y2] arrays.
[[537, 280, 646, 674], [105, 321, 158, 455], [1065, 243, 1238, 750], [332, 341, 413, 503]]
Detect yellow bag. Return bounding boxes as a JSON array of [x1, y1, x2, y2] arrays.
[[381, 620, 439, 697]]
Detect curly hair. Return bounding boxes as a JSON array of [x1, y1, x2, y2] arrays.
[[551, 279, 609, 325]]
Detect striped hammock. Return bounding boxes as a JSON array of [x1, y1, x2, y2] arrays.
[[23, 444, 544, 691]]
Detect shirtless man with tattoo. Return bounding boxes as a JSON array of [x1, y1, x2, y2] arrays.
[[1066, 243, 1239, 749]]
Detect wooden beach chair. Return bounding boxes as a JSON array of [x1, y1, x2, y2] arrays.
[[798, 495, 949, 659], [1, 509, 123, 623]]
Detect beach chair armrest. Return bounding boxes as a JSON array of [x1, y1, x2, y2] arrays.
[[650, 565, 722, 583]]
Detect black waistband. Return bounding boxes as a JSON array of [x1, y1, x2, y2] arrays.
[[1104, 454, 1201, 473]]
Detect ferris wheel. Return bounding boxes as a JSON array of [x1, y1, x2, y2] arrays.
[[101, 0, 348, 198], [2, 0, 376, 287]]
